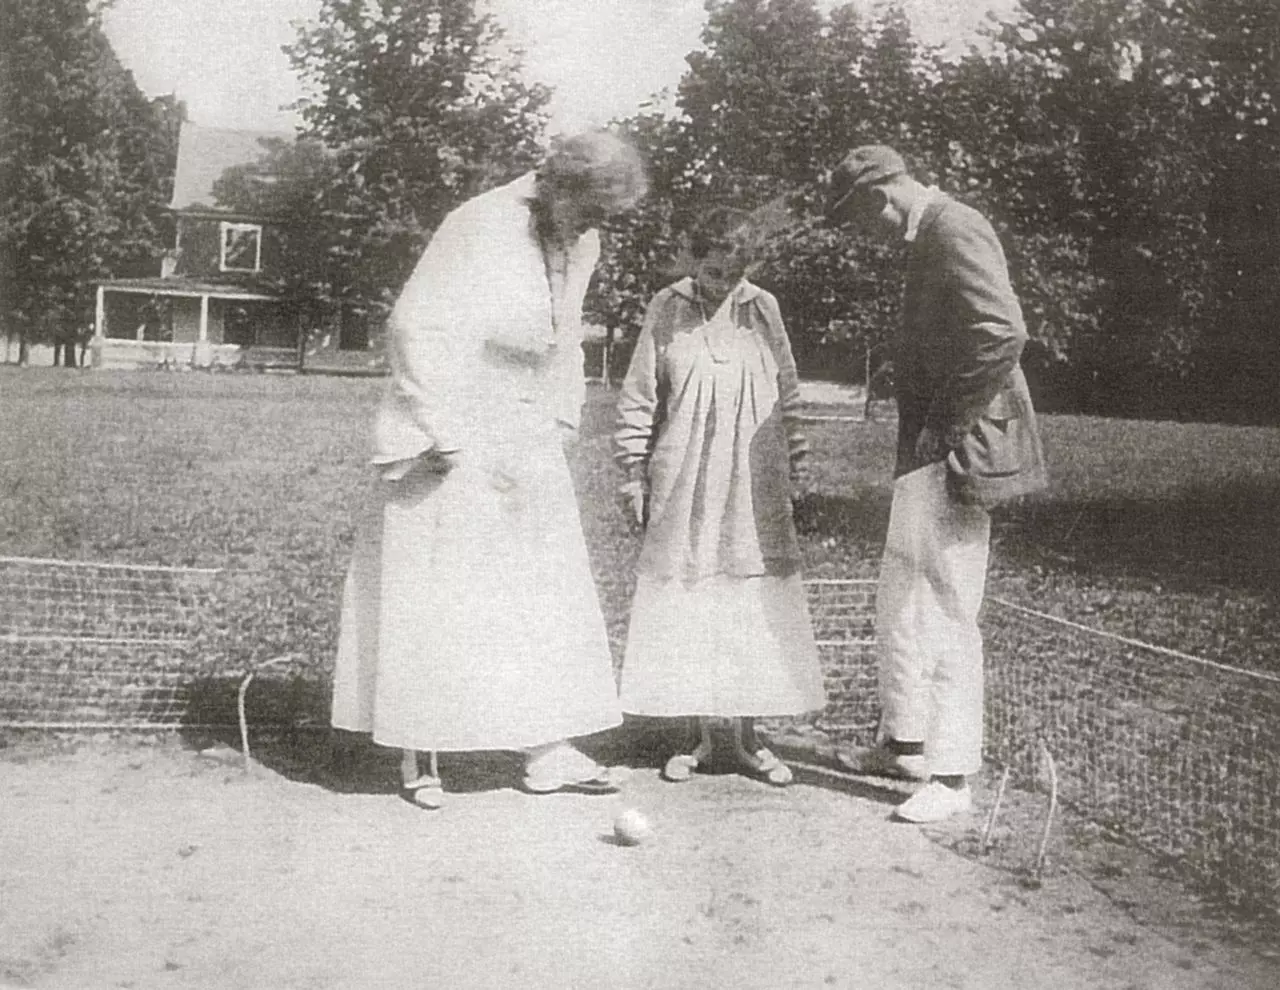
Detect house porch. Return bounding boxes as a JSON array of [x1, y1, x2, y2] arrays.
[[91, 279, 300, 371]]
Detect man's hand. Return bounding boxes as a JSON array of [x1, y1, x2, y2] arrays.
[[914, 425, 950, 465]]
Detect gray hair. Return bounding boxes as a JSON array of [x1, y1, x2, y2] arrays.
[[537, 130, 649, 212]]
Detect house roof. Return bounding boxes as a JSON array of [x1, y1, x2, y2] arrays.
[[169, 122, 298, 212]]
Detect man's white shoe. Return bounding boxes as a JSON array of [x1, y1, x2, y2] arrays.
[[893, 781, 973, 823]]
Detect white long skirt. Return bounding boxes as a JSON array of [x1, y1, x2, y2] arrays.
[[618, 572, 826, 718], [331, 434, 622, 752]]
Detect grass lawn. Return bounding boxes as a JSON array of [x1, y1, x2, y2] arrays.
[[1, 366, 1278, 675]]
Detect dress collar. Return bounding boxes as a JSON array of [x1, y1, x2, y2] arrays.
[[669, 277, 761, 304]]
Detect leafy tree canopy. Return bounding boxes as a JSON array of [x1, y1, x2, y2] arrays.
[[0, 0, 177, 351], [284, 0, 552, 315], [591, 0, 1280, 419]]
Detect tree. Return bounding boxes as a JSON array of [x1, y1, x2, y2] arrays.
[[1169, 0, 1280, 414], [593, 1, 937, 380], [771, 3, 946, 375], [679, 0, 829, 197], [0, 0, 176, 365], [934, 0, 1271, 415], [593, 0, 1280, 417], [210, 137, 349, 337], [584, 111, 689, 365], [285, 0, 551, 319]]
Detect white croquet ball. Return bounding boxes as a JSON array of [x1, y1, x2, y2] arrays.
[[613, 808, 653, 846]]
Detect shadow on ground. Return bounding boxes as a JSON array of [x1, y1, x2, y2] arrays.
[[177, 687, 720, 798], [174, 681, 903, 810]]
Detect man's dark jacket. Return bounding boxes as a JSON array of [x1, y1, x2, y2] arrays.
[[893, 193, 1047, 507]]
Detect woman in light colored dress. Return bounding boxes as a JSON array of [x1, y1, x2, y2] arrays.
[[331, 132, 647, 808], [614, 208, 826, 786]]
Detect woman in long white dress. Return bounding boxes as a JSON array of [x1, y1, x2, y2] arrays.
[[614, 208, 826, 786], [331, 132, 647, 808]]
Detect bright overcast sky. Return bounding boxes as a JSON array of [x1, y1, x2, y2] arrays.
[[103, 0, 1014, 135]]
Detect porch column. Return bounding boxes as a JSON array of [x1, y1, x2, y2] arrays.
[[90, 284, 106, 368], [193, 293, 212, 368]]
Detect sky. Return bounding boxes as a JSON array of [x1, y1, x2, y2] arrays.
[[103, 0, 1016, 136]]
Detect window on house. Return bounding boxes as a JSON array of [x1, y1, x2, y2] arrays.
[[220, 222, 262, 273]]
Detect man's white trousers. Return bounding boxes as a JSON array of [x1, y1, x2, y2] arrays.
[[875, 461, 991, 777]]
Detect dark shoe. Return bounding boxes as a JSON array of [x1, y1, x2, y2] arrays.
[[835, 745, 929, 781], [727, 718, 793, 787]]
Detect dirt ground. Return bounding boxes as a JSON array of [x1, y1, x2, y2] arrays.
[[1, 733, 1277, 990]]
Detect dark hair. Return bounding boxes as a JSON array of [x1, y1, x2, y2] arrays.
[[686, 206, 752, 259]]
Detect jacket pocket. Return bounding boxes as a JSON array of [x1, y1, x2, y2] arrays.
[[947, 414, 1022, 486]]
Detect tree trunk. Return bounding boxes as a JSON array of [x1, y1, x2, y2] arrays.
[[18, 334, 29, 367], [864, 345, 873, 421], [603, 325, 615, 388], [296, 311, 307, 373]]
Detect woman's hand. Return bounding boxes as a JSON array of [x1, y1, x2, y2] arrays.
[[425, 448, 462, 473], [618, 479, 647, 532], [790, 450, 813, 493], [379, 448, 461, 483]]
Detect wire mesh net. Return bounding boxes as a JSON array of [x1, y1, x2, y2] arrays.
[[1, 560, 1277, 916], [803, 578, 880, 743], [983, 599, 1280, 914], [0, 556, 219, 728], [796, 585, 1280, 917]]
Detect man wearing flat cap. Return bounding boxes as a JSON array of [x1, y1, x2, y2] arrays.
[[825, 145, 1046, 823]]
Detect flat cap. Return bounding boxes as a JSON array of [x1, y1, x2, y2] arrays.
[[826, 145, 907, 219]]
